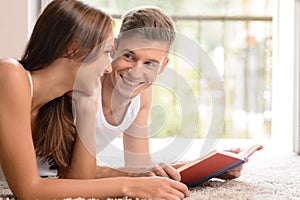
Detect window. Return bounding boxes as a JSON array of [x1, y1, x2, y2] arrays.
[[86, 0, 274, 139]]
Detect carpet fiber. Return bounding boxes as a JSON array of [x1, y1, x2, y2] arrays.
[[1, 139, 300, 200]]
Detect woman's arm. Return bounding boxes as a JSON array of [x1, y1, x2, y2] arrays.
[[65, 88, 99, 179], [0, 60, 189, 199]]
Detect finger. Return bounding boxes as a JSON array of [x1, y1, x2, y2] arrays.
[[170, 180, 189, 198], [227, 164, 243, 172], [153, 167, 170, 178], [226, 171, 241, 178], [222, 168, 242, 179], [172, 162, 187, 169], [158, 163, 181, 181], [165, 189, 186, 200], [225, 148, 241, 153], [156, 189, 185, 200]]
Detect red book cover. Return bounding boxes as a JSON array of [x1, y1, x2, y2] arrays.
[[177, 144, 263, 187]]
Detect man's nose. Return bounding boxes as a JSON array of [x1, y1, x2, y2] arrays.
[[128, 62, 145, 74]]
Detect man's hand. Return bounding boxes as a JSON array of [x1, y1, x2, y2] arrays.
[[217, 148, 243, 180], [124, 162, 182, 181]]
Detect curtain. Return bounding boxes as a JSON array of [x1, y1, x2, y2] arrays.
[[294, 0, 300, 154]]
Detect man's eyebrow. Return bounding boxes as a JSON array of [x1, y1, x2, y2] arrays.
[[121, 48, 160, 64], [146, 59, 160, 64], [121, 49, 136, 55]]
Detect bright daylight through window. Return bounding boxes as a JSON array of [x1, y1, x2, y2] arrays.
[[87, 0, 274, 139]]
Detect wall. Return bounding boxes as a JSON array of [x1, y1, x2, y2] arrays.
[[272, 0, 295, 149], [0, 0, 40, 59]]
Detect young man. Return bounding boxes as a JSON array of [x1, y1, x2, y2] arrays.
[[92, 6, 243, 181]]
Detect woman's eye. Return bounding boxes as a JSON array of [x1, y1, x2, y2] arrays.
[[103, 50, 113, 62], [104, 50, 111, 55]]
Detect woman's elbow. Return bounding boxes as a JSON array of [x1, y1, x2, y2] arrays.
[[10, 177, 43, 200]]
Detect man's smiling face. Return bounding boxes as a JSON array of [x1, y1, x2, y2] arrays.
[[110, 36, 170, 99]]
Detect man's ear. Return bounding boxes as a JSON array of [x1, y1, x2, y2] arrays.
[[159, 57, 169, 74]]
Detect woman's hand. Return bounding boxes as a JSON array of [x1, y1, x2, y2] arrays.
[[124, 176, 189, 200], [67, 79, 101, 117], [123, 162, 182, 181], [149, 162, 181, 181]]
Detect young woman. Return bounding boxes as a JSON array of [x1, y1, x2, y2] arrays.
[[0, 0, 189, 199]]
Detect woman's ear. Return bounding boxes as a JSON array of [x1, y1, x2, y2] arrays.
[[159, 57, 169, 74], [67, 40, 79, 56]]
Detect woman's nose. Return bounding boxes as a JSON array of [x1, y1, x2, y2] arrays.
[[104, 63, 112, 74]]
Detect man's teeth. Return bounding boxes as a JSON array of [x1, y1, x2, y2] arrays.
[[123, 77, 139, 86]]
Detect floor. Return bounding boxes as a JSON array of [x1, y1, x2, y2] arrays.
[[1, 138, 300, 200]]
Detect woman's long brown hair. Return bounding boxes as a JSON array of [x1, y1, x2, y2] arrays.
[[19, 0, 113, 177]]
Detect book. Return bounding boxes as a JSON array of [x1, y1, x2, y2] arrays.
[[177, 144, 263, 187]]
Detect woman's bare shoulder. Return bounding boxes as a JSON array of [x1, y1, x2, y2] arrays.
[[0, 57, 24, 69], [0, 57, 22, 68], [0, 58, 29, 96], [0, 58, 26, 81]]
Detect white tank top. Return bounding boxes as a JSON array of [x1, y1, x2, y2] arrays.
[[27, 71, 58, 177], [95, 90, 141, 152], [26, 71, 58, 177]]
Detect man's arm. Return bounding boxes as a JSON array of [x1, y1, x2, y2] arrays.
[[122, 87, 181, 181], [123, 86, 153, 167]]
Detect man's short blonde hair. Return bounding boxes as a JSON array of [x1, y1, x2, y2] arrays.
[[120, 6, 176, 47]]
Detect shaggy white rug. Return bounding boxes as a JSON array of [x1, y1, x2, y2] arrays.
[[1, 139, 300, 200]]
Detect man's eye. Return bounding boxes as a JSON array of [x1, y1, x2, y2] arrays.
[[123, 53, 134, 60], [144, 62, 157, 67]]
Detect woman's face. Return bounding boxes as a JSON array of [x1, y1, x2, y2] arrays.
[[74, 31, 114, 95]]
